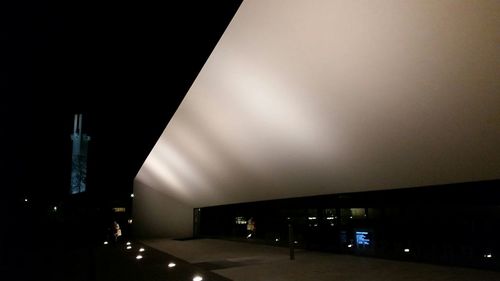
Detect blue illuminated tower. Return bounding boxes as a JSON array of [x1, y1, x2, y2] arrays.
[[70, 114, 90, 194]]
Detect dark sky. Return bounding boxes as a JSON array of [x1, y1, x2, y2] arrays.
[[1, 0, 242, 206]]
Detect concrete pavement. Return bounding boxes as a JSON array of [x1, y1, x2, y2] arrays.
[[142, 238, 500, 281]]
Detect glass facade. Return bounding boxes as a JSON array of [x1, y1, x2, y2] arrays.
[[196, 180, 500, 270]]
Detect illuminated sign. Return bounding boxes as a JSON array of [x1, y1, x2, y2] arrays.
[[355, 231, 371, 246]]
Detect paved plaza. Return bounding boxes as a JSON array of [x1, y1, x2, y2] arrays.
[[143, 238, 500, 281]]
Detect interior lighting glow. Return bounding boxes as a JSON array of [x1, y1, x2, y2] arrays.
[[193, 276, 203, 281], [136, 255, 143, 260], [168, 262, 176, 268]]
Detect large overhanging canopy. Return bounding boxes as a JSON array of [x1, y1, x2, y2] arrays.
[[134, 0, 499, 237]]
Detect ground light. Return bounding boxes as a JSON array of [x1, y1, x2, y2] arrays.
[[136, 255, 143, 260], [126, 242, 131, 246], [139, 247, 145, 252], [126, 245, 132, 250], [193, 276, 203, 281], [168, 262, 176, 268]]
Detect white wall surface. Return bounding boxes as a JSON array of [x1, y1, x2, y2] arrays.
[[134, 0, 500, 238]]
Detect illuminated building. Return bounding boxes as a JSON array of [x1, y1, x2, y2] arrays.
[[70, 114, 90, 194], [132, 0, 499, 269]]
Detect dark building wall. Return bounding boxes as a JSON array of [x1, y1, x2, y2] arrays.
[[198, 180, 500, 270]]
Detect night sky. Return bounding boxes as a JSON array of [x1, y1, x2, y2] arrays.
[[2, 1, 242, 207]]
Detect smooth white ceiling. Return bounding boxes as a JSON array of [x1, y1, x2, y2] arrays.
[[136, 0, 500, 207]]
